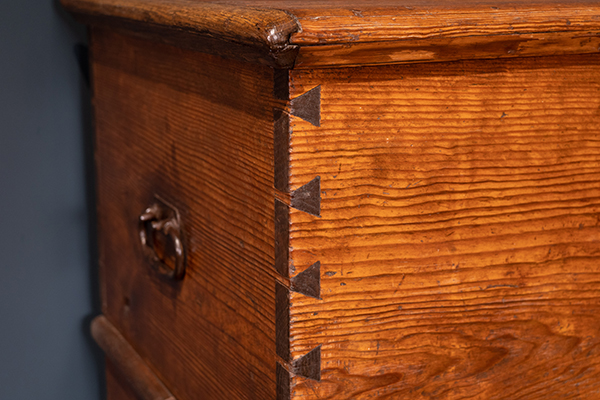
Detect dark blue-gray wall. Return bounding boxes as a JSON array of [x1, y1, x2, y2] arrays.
[[0, 0, 102, 398]]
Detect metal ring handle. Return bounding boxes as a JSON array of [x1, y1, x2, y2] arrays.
[[138, 200, 186, 280], [157, 219, 186, 280]]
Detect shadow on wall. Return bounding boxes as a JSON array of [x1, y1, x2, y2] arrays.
[[0, 0, 104, 397], [57, 1, 107, 397]]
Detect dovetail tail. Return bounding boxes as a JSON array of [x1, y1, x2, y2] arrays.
[[273, 69, 290, 101], [291, 176, 321, 217], [292, 345, 322, 381], [290, 85, 321, 127], [276, 282, 290, 361], [290, 261, 321, 299], [274, 108, 290, 193], [276, 362, 291, 400], [274, 199, 290, 278]]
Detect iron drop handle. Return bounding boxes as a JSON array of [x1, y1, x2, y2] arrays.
[[138, 199, 186, 280]]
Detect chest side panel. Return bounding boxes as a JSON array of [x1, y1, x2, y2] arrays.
[[288, 54, 600, 399], [92, 28, 278, 400]]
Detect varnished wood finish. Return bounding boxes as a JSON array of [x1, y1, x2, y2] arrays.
[[286, 1, 600, 45], [64, 1, 600, 398], [289, 1, 600, 67], [294, 31, 600, 68], [62, 0, 600, 68], [91, 316, 175, 400], [91, 28, 280, 399], [287, 54, 600, 399]]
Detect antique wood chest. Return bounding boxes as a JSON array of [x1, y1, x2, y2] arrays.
[[62, 1, 600, 399]]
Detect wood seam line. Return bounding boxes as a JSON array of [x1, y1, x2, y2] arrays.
[[274, 76, 323, 399], [274, 189, 291, 207]]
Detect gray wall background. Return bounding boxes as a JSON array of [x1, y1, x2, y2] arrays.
[[0, 0, 103, 398]]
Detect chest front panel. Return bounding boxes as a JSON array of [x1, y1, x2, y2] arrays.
[[287, 55, 600, 399]]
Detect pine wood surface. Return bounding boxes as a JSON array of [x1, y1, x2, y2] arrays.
[[285, 1, 600, 45], [287, 54, 600, 399], [293, 32, 600, 68], [62, 0, 600, 69], [92, 28, 280, 400]]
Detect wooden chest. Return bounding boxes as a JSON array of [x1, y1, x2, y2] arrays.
[[63, 1, 600, 399]]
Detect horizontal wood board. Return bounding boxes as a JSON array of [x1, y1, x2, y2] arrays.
[[92, 28, 279, 400], [63, 0, 600, 68], [286, 1, 600, 45], [293, 31, 600, 69], [288, 54, 600, 399]]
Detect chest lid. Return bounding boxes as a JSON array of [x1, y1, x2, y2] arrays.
[[62, 0, 600, 68]]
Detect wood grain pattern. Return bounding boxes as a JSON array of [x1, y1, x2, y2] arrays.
[[288, 1, 600, 67], [77, 4, 600, 398], [287, 1, 600, 45], [63, 0, 600, 68], [294, 31, 600, 69], [91, 28, 280, 400], [287, 53, 600, 399]]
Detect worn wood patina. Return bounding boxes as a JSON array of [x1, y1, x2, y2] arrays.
[[62, 1, 600, 399]]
